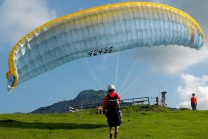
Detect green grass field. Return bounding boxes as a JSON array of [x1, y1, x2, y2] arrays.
[[0, 105, 208, 139]]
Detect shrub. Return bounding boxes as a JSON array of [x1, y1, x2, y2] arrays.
[[178, 107, 191, 110]]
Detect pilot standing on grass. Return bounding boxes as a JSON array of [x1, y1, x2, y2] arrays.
[[103, 84, 122, 139]]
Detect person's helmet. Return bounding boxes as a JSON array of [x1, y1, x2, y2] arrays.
[[108, 84, 115, 91]]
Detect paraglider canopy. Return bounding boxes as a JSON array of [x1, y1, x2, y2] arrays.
[[6, 2, 204, 91]]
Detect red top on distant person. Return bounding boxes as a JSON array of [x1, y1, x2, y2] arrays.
[[191, 97, 197, 104]]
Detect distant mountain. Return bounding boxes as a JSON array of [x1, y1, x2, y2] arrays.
[[31, 90, 108, 114]]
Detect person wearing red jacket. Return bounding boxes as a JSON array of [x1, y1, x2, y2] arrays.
[[103, 84, 122, 139], [190, 93, 197, 110]]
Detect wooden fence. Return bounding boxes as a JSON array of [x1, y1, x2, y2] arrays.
[[121, 97, 150, 106]]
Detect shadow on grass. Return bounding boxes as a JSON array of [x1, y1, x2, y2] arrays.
[[0, 119, 108, 130]]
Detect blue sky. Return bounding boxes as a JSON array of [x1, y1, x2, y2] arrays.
[[0, 0, 208, 114]]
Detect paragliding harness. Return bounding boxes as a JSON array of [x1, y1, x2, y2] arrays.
[[105, 94, 120, 115]]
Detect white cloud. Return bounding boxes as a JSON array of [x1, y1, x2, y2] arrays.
[[126, 44, 208, 75], [150, 45, 208, 74], [176, 74, 208, 110], [0, 0, 56, 50]]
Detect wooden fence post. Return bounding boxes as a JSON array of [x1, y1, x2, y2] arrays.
[[147, 97, 150, 105]]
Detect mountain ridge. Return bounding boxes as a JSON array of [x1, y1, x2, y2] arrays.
[[31, 90, 108, 114]]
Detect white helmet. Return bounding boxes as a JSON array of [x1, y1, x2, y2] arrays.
[[108, 84, 115, 91]]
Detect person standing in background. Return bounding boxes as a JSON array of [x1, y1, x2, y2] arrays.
[[190, 93, 197, 110]]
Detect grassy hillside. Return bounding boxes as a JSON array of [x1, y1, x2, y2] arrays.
[[0, 105, 208, 139]]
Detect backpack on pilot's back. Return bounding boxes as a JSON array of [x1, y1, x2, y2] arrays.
[[106, 94, 120, 115]]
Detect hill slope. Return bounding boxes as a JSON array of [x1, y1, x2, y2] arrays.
[[31, 90, 107, 114]]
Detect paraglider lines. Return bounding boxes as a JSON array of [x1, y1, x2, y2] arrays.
[[118, 46, 147, 93], [114, 51, 120, 90], [82, 58, 104, 90], [120, 45, 176, 95]]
